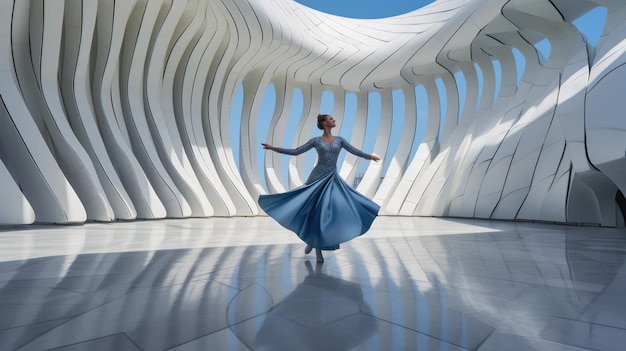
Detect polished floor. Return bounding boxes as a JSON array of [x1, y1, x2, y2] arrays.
[[0, 216, 625, 351]]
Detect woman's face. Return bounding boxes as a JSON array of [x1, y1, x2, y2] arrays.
[[324, 116, 336, 129]]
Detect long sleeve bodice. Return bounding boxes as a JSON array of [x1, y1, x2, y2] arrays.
[[276, 136, 369, 184]]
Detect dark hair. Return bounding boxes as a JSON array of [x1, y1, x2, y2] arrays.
[[316, 114, 329, 130]]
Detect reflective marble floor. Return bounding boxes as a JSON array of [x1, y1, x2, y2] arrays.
[[1, 217, 625, 351]]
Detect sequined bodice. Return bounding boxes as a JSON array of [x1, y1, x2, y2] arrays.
[[277, 136, 369, 184]]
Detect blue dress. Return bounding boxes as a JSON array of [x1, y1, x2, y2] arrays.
[[258, 136, 379, 250]]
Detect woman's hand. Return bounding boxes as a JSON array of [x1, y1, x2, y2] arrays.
[[261, 143, 276, 151], [366, 154, 381, 162]]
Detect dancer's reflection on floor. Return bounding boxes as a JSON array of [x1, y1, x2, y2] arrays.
[[253, 261, 378, 350]]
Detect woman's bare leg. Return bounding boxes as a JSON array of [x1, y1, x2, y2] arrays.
[[315, 249, 324, 263]]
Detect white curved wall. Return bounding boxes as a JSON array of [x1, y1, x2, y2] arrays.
[[0, 0, 624, 226]]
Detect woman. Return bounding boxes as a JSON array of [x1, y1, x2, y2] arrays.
[[259, 114, 380, 263]]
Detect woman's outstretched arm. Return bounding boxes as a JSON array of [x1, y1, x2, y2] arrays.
[[261, 138, 315, 156], [339, 137, 380, 161]]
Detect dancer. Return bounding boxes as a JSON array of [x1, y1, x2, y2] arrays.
[[259, 114, 380, 263]]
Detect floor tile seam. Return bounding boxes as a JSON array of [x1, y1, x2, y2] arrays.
[[437, 285, 521, 301], [507, 283, 530, 300], [360, 309, 480, 350], [470, 327, 495, 351], [114, 273, 244, 293], [123, 331, 145, 351], [45, 285, 94, 296], [203, 277, 250, 291], [2, 308, 87, 332], [0, 270, 151, 284], [535, 324, 602, 351], [519, 279, 604, 294], [11, 292, 134, 350], [190, 271, 258, 288], [0, 257, 58, 273], [0, 316, 72, 333], [0, 302, 91, 307], [484, 331, 599, 351], [438, 255, 587, 266], [187, 263, 261, 281], [538, 334, 603, 351], [161, 324, 254, 351], [396, 235, 423, 269], [434, 268, 543, 286], [362, 293, 490, 326], [0, 266, 44, 275], [575, 270, 626, 318], [227, 277, 315, 328], [425, 278, 525, 300], [66, 281, 197, 294], [10, 318, 76, 351], [368, 265, 581, 291], [225, 284, 274, 326], [429, 270, 537, 284], [304, 310, 369, 331], [548, 315, 626, 332], [226, 311, 269, 330], [231, 318, 265, 350], [41, 332, 144, 351]]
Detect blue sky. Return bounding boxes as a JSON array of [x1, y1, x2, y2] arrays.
[[231, 2, 607, 191], [294, 0, 436, 18]]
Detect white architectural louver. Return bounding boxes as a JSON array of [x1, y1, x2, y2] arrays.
[[0, 0, 623, 227]]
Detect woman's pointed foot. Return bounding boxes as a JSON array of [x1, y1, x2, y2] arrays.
[[304, 244, 313, 254], [315, 249, 324, 263]]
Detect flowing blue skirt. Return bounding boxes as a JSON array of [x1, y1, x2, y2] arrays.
[[258, 171, 379, 250]]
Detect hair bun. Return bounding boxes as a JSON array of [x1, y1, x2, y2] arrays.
[[316, 114, 327, 130]]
